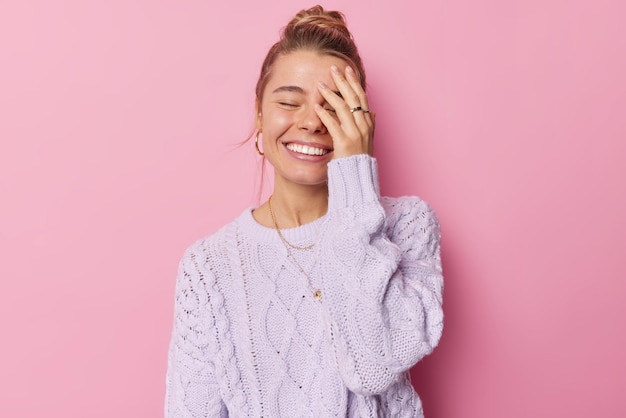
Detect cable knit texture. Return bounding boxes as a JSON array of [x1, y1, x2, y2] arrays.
[[165, 154, 443, 417]]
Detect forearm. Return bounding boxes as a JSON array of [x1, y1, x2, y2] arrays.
[[321, 155, 443, 395]]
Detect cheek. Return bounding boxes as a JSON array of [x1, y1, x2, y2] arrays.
[[262, 110, 293, 139]]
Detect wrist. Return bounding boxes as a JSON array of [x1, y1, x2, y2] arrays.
[[327, 155, 380, 210]]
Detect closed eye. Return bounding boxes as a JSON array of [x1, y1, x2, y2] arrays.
[[278, 102, 298, 109]]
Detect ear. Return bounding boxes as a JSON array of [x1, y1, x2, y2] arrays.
[[255, 99, 263, 130]]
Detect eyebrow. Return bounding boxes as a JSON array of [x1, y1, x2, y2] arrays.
[[271, 85, 343, 98], [272, 85, 305, 94]]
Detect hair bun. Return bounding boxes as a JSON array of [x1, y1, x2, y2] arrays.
[[255, 4, 366, 103], [288, 5, 352, 39]]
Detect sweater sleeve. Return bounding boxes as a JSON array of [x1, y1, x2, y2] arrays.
[[165, 245, 228, 417], [320, 154, 444, 396]]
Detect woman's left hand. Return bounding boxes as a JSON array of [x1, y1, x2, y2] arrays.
[[315, 65, 375, 158]]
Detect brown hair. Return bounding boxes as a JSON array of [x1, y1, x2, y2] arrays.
[[255, 5, 366, 111]]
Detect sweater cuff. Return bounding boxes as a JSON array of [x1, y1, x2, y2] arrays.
[[327, 154, 380, 210]]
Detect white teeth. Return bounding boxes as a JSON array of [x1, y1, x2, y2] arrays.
[[286, 143, 329, 156]]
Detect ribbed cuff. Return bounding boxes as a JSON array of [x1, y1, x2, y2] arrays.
[[327, 154, 380, 211]]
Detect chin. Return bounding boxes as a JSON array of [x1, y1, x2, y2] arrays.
[[282, 173, 328, 187], [295, 177, 328, 187]]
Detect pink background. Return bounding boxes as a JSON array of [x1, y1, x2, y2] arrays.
[[1, 0, 624, 417]]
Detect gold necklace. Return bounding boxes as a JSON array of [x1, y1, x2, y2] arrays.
[[267, 196, 316, 251], [267, 196, 323, 301]]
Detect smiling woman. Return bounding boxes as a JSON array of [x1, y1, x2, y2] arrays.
[[165, 5, 444, 417], [255, 51, 350, 192]]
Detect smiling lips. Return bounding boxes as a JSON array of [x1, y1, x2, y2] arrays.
[[285, 142, 331, 156]]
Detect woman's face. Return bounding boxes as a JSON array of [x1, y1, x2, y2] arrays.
[[257, 50, 347, 189]]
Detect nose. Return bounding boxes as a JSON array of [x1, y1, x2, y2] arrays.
[[297, 106, 327, 134]]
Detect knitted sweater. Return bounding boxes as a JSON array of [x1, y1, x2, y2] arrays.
[[165, 155, 443, 417]]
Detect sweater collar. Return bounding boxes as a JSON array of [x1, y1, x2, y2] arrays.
[[238, 208, 329, 246]]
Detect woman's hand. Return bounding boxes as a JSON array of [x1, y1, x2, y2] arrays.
[[315, 65, 375, 158]]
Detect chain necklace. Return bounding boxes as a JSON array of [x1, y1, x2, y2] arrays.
[[267, 196, 316, 251], [267, 195, 323, 301]]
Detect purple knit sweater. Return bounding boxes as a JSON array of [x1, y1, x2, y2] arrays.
[[165, 155, 443, 417]]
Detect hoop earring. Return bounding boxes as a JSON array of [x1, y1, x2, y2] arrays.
[[255, 131, 264, 156]]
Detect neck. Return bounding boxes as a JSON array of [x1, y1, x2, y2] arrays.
[[268, 183, 328, 228]]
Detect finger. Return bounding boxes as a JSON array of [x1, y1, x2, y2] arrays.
[[319, 75, 358, 123], [316, 86, 371, 157], [344, 66, 371, 118], [315, 103, 368, 158], [330, 65, 359, 107], [369, 112, 376, 155], [330, 66, 373, 135], [344, 67, 374, 138], [328, 65, 364, 117], [313, 103, 345, 145], [316, 81, 361, 136]]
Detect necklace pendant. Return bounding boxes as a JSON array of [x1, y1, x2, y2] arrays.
[[313, 289, 322, 301]]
